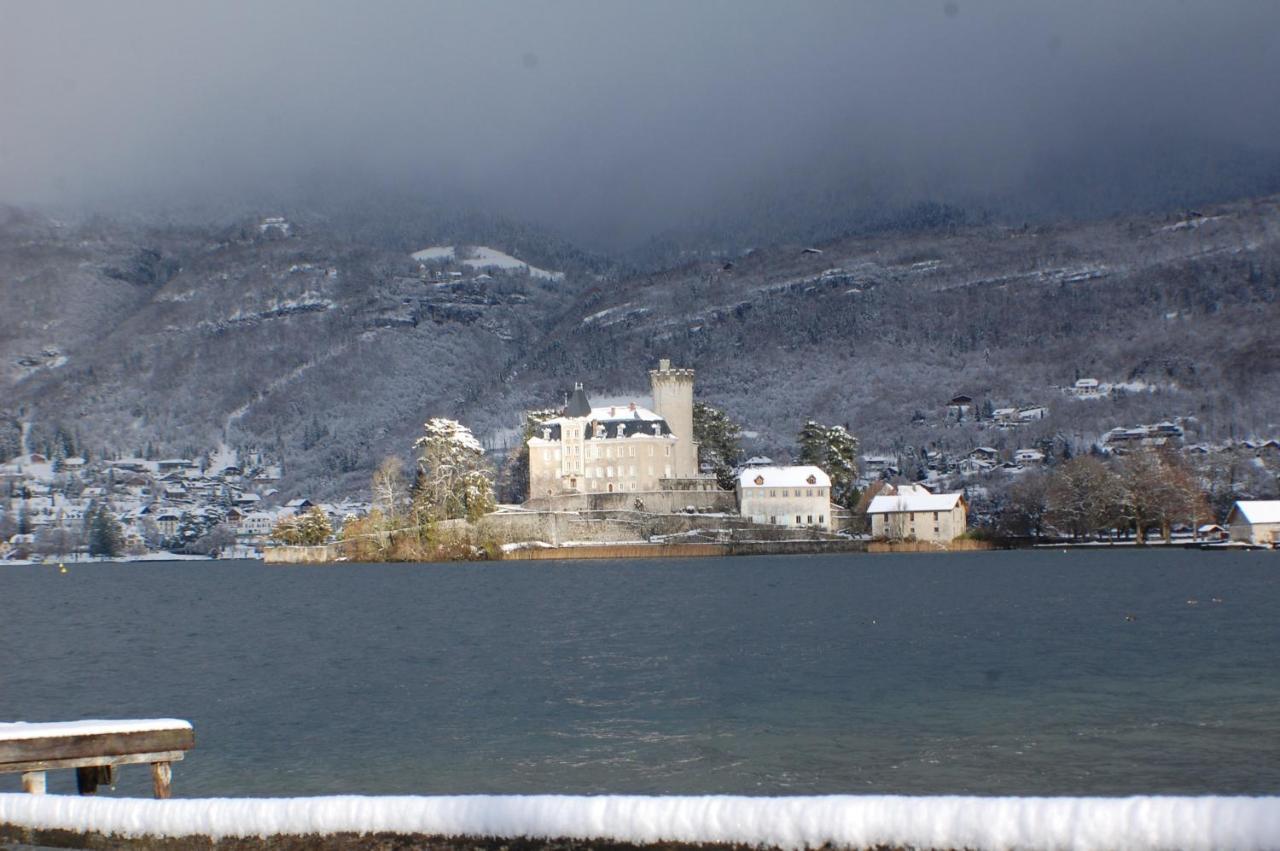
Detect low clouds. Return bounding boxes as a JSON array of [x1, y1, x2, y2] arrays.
[[2, 1, 1278, 248]]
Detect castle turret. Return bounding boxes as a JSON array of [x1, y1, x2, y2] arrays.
[[649, 358, 697, 479]]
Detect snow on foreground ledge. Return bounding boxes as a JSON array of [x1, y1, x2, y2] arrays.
[[3, 794, 1279, 850]]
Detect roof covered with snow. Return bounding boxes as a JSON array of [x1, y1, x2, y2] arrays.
[[738, 466, 831, 488], [1231, 500, 1280, 524], [867, 492, 964, 514]]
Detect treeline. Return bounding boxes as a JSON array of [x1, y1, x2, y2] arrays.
[[990, 449, 1211, 542]]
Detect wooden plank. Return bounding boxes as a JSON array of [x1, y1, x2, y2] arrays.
[[0, 749, 187, 774], [20, 771, 45, 794], [151, 761, 172, 799], [0, 727, 193, 766]]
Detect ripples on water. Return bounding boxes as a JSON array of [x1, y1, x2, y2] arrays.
[[1, 550, 1276, 797]]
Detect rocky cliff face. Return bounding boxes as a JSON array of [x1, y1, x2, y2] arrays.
[[2, 195, 1278, 497]]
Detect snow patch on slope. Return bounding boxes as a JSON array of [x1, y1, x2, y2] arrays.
[[412, 246, 564, 281], [1, 794, 1277, 849]]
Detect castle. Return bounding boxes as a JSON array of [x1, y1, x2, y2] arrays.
[[526, 359, 708, 500]]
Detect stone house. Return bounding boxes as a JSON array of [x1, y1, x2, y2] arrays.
[[736, 466, 833, 531], [867, 489, 967, 542], [1225, 501, 1280, 546]]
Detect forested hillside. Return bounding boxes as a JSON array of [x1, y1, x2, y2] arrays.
[[2, 194, 1278, 499]]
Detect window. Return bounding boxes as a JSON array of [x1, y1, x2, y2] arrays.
[[769, 515, 777, 524], [818, 514, 824, 524], [770, 489, 777, 497], [795, 515, 802, 525], [649, 446, 654, 457], [665, 445, 671, 456], [628, 446, 635, 457], [606, 446, 613, 459], [933, 512, 939, 521], [807, 515, 813, 524]]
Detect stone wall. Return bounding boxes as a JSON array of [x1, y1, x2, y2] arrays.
[[263, 545, 340, 564], [522, 488, 735, 515], [867, 539, 994, 554]]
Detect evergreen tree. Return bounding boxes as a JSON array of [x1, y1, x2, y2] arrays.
[[693, 402, 743, 490], [87, 503, 123, 557], [413, 418, 495, 522], [797, 420, 861, 508]]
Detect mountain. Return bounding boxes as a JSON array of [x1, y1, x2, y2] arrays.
[[2, 195, 1278, 500]]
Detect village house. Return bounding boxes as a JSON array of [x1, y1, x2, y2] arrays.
[[735, 466, 833, 531], [526, 359, 710, 499], [866, 487, 968, 542], [1225, 501, 1280, 546], [1072, 378, 1101, 398]]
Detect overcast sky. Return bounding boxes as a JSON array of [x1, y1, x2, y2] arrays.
[[3, 1, 1279, 248]]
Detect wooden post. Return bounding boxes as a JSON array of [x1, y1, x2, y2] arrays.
[[76, 765, 100, 795], [151, 761, 172, 799], [20, 771, 46, 794]]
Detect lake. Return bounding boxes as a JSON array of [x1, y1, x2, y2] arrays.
[[1, 550, 1277, 798]]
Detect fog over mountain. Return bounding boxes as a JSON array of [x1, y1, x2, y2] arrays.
[[4, 1, 1280, 251]]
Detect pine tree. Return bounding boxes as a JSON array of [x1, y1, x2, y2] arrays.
[[88, 504, 123, 558], [796, 420, 861, 508], [413, 418, 495, 522], [693, 402, 743, 490]]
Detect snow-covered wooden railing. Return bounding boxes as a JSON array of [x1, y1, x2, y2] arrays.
[[1, 794, 1278, 850], [0, 720, 194, 798]]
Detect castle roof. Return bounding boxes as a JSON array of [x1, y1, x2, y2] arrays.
[[565, 383, 592, 417], [529, 403, 672, 444]]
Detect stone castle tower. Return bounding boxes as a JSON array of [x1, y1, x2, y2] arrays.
[[649, 359, 697, 479]]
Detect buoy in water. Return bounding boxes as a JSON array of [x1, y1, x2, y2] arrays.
[[59, 566, 68, 574]]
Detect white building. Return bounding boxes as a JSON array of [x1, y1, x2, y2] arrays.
[[1225, 501, 1280, 546], [867, 489, 967, 542], [1072, 378, 1100, 398], [736, 466, 833, 531], [526, 360, 706, 498]]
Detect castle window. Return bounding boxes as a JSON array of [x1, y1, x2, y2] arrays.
[[818, 514, 824, 524], [795, 515, 802, 525]]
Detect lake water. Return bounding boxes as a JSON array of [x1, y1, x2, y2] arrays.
[[1, 550, 1277, 798]]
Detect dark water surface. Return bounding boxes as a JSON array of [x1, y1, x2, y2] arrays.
[[1, 550, 1277, 798]]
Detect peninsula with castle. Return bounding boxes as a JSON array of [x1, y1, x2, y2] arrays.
[[259, 358, 971, 564]]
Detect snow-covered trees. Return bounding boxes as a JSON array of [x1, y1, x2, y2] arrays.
[[693, 402, 743, 490], [272, 507, 333, 546], [797, 421, 860, 508], [413, 418, 495, 522]]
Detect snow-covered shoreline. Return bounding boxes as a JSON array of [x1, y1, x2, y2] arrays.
[[2, 793, 1278, 850]]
